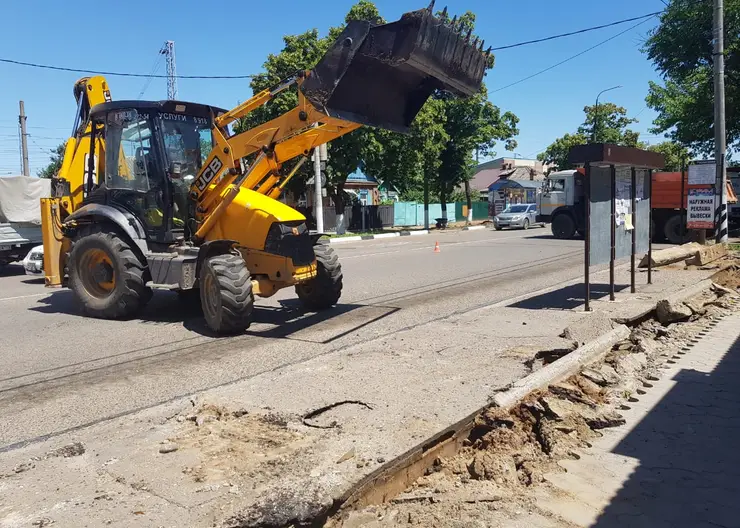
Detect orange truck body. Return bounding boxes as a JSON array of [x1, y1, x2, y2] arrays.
[[652, 171, 737, 209]]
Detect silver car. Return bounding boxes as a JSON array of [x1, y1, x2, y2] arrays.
[[22, 245, 44, 276], [493, 203, 541, 230]]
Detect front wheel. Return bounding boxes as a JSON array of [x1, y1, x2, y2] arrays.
[[200, 253, 254, 334], [296, 244, 343, 311], [68, 226, 152, 319], [522, 219, 530, 230], [551, 214, 576, 239]]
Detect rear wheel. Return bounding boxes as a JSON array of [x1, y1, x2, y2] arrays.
[[68, 226, 152, 319], [552, 214, 576, 239], [199, 254, 253, 334], [296, 244, 343, 311], [663, 214, 687, 245]]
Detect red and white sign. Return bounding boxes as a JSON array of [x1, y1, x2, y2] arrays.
[[687, 188, 716, 229]]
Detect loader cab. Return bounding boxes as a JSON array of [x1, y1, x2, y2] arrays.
[[85, 100, 223, 244]]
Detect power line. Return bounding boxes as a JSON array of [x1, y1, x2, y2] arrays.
[[490, 16, 656, 94], [137, 54, 164, 99], [490, 11, 661, 51], [0, 57, 256, 79]]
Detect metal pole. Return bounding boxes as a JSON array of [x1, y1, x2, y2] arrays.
[[648, 169, 654, 284], [631, 167, 637, 294], [610, 165, 616, 301], [313, 147, 324, 233], [423, 171, 430, 230], [680, 158, 686, 242], [585, 164, 592, 312], [714, 0, 728, 242], [19, 101, 29, 176], [592, 86, 622, 143]]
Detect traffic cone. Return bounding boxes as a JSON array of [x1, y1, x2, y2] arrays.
[[434, 241, 440, 253]]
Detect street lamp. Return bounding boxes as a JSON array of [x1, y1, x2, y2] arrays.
[[593, 85, 622, 143]]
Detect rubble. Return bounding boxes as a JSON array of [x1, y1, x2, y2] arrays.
[[334, 279, 739, 528], [656, 299, 693, 324]]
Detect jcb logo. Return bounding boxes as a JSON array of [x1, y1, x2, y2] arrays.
[[196, 157, 224, 191]]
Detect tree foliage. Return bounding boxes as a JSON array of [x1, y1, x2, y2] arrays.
[[37, 143, 65, 179], [538, 103, 641, 171], [234, 1, 519, 215], [648, 141, 691, 171], [643, 0, 740, 155]]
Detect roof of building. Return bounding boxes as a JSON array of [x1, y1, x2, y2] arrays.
[[489, 178, 543, 191]]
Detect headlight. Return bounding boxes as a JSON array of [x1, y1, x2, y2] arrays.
[[512, 215, 521, 220]]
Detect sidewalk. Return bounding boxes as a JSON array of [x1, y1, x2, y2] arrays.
[[532, 311, 740, 528], [0, 262, 726, 527]]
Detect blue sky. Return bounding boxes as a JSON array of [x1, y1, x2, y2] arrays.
[[0, 0, 669, 175]]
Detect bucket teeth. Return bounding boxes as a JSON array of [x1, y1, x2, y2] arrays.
[[450, 14, 457, 27], [427, 0, 435, 11], [465, 28, 473, 42], [441, 6, 448, 19], [479, 39, 485, 51]]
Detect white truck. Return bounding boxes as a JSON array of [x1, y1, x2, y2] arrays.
[[535, 169, 587, 239], [0, 176, 50, 271]]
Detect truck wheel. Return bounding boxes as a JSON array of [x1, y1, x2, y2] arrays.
[[68, 226, 152, 319], [664, 215, 687, 245], [551, 214, 576, 239], [296, 244, 343, 311], [199, 254, 253, 334]]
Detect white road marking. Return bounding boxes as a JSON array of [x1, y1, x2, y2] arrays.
[[0, 292, 48, 302]]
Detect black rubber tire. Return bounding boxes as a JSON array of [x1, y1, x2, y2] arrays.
[[199, 253, 253, 334], [663, 214, 687, 245], [493, 224, 502, 231], [552, 214, 576, 239], [68, 225, 152, 319], [296, 244, 343, 311], [522, 218, 530, 230]]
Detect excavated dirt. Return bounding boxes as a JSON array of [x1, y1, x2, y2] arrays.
[[333, 277, 740, 527], [173, 404, 312, 489]]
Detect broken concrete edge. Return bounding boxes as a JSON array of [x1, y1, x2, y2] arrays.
[[492, 325, 630, 410], [328, 278, 721, 522], [613, 278, 716, 325], [686, 243, 728, 266]]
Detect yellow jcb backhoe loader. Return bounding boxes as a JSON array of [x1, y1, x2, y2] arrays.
[[40, 3, 489, 334]]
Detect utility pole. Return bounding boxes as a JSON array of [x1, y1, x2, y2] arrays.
[[313, 146, 324, 233], [714, 0, 728, 242], [160, 41, 178, 100], [18, 101, 29, 176]]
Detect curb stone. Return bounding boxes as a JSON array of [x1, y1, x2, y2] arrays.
[[325, 226, 491, 244], [493, 279, 715, 409]]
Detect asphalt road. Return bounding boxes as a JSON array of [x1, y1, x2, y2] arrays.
[[0, 227, 586, 450]]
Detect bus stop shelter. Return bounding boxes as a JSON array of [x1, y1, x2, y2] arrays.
[[568, 144, 665, 311]]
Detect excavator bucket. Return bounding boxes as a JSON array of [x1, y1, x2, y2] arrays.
[[301, 3, 489, 133]]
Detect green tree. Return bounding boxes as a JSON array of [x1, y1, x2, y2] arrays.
[[234, 0, 383, 215], [37, 143, 65, 178], [643, 0, 740, 155], [537, 133, 589, 173], [647, 141, 691, 171], [538, 103, 642, 171]]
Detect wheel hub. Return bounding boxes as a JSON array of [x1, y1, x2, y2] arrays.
[[79, 248, 116, 298]]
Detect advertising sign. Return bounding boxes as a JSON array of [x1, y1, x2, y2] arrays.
[[687, 188, 716, 229], [688, 161, 716, 185]]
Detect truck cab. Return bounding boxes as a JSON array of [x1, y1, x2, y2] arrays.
[[536, 169, 586, 239]]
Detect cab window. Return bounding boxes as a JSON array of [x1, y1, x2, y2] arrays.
[[551, 179, 565, 192], [105, 109, 159, 192]]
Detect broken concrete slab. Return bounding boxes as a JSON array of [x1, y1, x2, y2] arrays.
[[639, 243, 702, 268], [656, 299, 693, 324], [686, 243, 727, 266]]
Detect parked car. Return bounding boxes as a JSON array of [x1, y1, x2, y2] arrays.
[[22, 245, 44, 276], [493, 203, 542, 231]]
